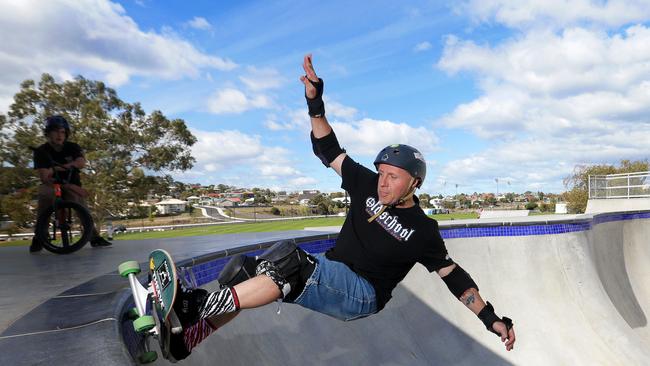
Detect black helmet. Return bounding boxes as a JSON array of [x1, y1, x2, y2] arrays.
[[44, 115, 70, 138], [373, 144, 426, 187]]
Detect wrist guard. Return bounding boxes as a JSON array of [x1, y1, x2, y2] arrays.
[[311, 131, 345, 167], [305, 78, 325, 117], [478, 302, 513, 336]]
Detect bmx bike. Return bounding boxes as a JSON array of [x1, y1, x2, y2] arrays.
[[30, 147, 94, 254]]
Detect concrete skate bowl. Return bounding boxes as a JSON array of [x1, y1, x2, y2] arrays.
[[121, 211, 650, 366], [2, 211, 649, 365]]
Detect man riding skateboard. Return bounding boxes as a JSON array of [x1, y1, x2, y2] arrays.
[[166, 55, 516, 361]]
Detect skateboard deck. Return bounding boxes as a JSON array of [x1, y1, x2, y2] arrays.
[[149, 249, 178, 325], [148, 249, 182, 361], [119, 249, 184, 364]]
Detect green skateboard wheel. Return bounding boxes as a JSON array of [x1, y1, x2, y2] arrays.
[[138, 350, 158, 364], [133, 315, 155, 332], [118, 261, 141, 277], [126, 307, 139, 320]]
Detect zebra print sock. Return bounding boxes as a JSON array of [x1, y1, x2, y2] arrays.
[[198, 287, 240, 319]]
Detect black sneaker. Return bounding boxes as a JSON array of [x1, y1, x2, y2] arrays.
[[90, 236, 112, 247], [29, 237, 43, 253], [174, 284, 208, 328]]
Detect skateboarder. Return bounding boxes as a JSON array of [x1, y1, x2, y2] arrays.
[[30, 115, 112, 252], [168, 55, 516, 360]]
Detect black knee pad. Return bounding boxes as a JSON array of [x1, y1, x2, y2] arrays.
[[256, 240, 316, 301], [218, 254, 257, 288]]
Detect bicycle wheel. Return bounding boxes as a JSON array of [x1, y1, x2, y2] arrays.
[[35, 201, 94, 254]]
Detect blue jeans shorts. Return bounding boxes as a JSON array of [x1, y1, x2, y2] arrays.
[[286, 253, 377, 321]]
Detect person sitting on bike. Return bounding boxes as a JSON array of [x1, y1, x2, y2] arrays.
[[30, 115, 112, 252]]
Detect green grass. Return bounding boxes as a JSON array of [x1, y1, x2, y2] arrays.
[[117, 217, 347, 240], [0, 212, 479, 247], [430, 212, 479, 220]]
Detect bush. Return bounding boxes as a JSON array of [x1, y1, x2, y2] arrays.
[[271, 207, 281, 216], [525, 202, 538, 210]]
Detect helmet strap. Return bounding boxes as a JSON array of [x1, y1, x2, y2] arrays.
[[395, 177, 417, 206], [368, 178, 417, 223]]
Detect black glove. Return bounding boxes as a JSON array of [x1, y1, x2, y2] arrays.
[[478, 302, 513, 336]]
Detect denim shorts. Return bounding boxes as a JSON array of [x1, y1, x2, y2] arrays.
[[287, 253, 377, 321]]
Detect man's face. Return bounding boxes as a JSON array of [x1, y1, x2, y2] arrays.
[[46, 127, 66, 147], [376, 163, 415, 205]]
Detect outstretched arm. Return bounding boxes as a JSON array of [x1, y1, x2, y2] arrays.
[[437, 264, 516, 351], [300, 54, 346, 177]]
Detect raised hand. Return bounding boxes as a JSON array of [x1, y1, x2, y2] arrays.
[[300, 54, 319, 99]]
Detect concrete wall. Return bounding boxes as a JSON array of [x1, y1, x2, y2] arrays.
[[586, 197, 650, 213]]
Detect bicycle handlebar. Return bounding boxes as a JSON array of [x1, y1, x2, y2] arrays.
[[29, 145, 78, 185]]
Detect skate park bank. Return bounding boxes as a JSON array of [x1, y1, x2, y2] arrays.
[[0, 210, 649, 365]]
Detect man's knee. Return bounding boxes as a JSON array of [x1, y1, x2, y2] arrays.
[[36, 185, 55, 216], [217, 254, 257, 288], [255, 240, 316, 301]]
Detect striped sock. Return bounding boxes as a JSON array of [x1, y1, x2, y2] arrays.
[[183, 319, 218, 352], [198, 287, 239, 319]]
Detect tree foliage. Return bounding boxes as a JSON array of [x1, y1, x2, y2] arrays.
[[562, 159, 649, 213], [0, 74, 196, 230]]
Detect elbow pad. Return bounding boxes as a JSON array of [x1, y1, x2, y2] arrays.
[[311, 131, 345, 167], [441, 265, 478, 299]]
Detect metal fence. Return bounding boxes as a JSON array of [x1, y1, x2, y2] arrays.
[[589, 171, 650, 199]]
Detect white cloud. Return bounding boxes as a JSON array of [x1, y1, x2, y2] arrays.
[[440, 123, 650, 192], [436, 3, 650, 192], [289, 176, 318, 187], [0, 0, 236, 111], [438, 26, 650, 140], [455, 0, 650, 30], [187, 16, 212, 30], [188, 129, 317, 189], [206, 88, 273, 114], [326, 99, 358, 120], [239, 66, 286, 91], [263, 100, 358, 132], [332, 118, 439, 157], [191, 129, 264, 164], [414, 41, 432, 52], [262, 108, 312, 131]]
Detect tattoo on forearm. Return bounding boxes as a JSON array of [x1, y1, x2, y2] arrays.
[[462, 292, 475, 306]]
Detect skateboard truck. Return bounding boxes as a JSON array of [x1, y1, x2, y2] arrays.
[[118, 261, 159, 363]]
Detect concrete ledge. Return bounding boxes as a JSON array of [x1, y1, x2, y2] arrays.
[[586, 198, 650, 213]]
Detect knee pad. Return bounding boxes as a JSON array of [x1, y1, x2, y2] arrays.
[[256, 240, 316, 301], [441, 264, 478, 299], [218, 254, 257, 288]]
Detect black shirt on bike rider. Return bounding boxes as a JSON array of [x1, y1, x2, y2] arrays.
[[33, 142, 84, 186]]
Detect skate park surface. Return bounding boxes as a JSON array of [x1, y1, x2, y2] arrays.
[[1, 211, 649, 365]]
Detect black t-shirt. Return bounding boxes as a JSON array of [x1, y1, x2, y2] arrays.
[[33, 141, 84, 186], [326, 156, 454, 310]]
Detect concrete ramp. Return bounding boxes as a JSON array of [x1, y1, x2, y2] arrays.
[[148, 215, 650, 365]]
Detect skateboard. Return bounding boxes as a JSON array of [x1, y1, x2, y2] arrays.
[[118, 249, 184, 364]]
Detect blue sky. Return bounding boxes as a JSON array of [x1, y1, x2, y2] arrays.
[[1, 0, 650, 195]]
